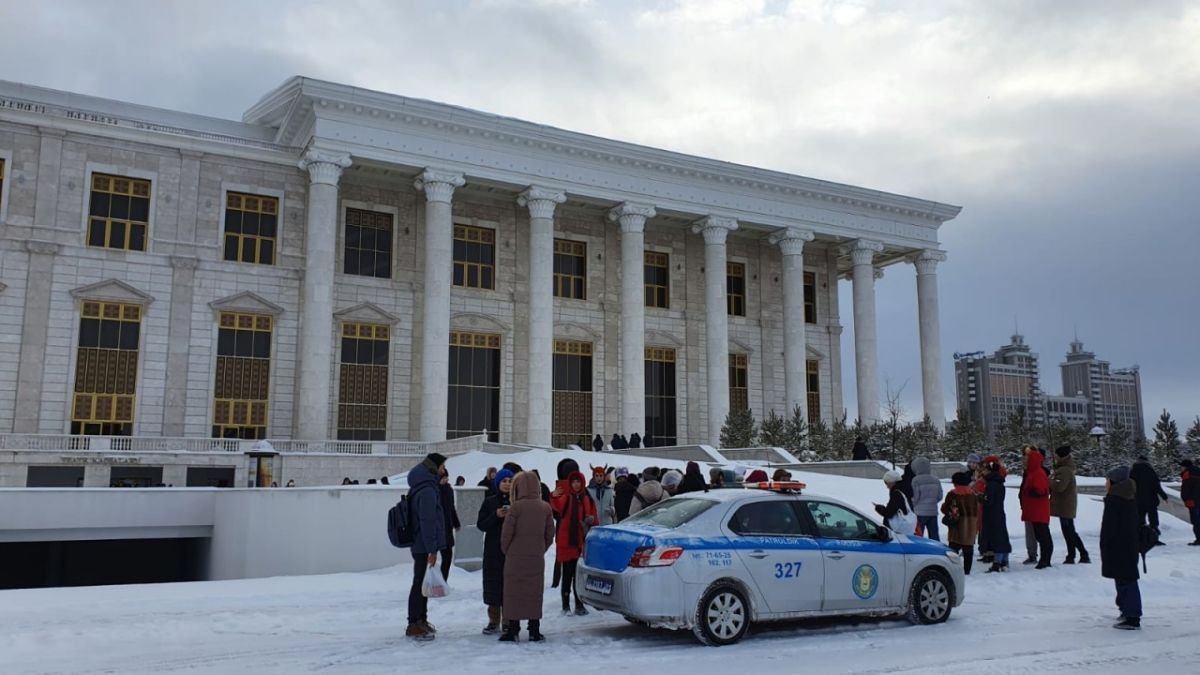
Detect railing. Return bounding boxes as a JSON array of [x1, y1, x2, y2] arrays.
[[0, 433, 487, 457]]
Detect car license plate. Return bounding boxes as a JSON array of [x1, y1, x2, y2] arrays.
[[585, 575, 613, 596]]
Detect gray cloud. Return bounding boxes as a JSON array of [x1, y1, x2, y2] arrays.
[[1, 0, 1195, 433]]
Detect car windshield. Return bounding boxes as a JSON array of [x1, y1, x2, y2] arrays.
[[622, 498, 716, 528]]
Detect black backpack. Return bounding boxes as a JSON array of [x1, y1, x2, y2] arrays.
[[1137, 524, 1159, 572], [387, 484, 428, 548]]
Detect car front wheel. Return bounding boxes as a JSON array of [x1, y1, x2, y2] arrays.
[[692, 582, 750, 646], [906, 568, 953, 625]]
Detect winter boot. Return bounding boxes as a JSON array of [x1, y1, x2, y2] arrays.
[[1022, 557, 1037, 565], [985, 563, 1002, 573], [1063, 556, 1075, 565], [405, 623, 435, 642], [574, 601, 589, 616], [1113, 617, 1141, 630], [528, 620, 545, 642], [1189, 540, 1200, 546], [482, 607, 501, 635], [498, 620, 520, 642], [1079, 554, 1092, 564], [1035, 561, 1052, 570]]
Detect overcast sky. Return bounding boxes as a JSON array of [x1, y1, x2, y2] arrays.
[[2, 0, 1197, 435]]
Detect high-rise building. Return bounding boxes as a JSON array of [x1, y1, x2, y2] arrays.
[[1059, 339, 1144, 438], [954, 334, 1045, 444]]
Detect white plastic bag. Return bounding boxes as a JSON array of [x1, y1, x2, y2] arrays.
[[422, 565, 449, 598], [888, 493, 918, 536]]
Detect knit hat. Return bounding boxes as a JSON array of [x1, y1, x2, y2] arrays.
[[424, 453, 448, 469], [745, 469, 769, 483], [615, 467, 630, 478], [883, 469, 902, 484], [1055, 445, 1072, 458], [642, 467, 660, 481], [966, 453, 982, 465], [662, 470, 683, 489], [1106, 465, 1131, 484], [493, 468, 515, 491], [951, 471, 971, 487]]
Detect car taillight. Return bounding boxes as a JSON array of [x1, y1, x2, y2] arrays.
[[628, 545, 684, 568]]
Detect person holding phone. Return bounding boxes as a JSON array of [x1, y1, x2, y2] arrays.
[[477, 468, 514, 635]]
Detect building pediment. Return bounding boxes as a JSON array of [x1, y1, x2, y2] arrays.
[[208, 291, 284, 316], [451, 312, 510, 334], [70, 279, 154, 305], [334, 302, 399, 325], [645, 330, 684, 347]]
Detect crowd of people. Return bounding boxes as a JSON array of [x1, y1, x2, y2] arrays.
[[875, 445, 1200, 631], [403, 447, 1200, 641]]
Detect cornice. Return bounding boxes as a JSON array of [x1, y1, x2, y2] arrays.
[[270, 78, 961, 225]]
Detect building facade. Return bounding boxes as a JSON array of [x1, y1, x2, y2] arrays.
[[955, 334, 1145, 443], [0, 78, 959, 448], [954, 334, 1045, 443], [1059, 339, 1144, 437]]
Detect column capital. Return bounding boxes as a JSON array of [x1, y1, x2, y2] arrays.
[[169, 255, 200, 271], [299, 149, 352, 186], [908, 249, 947, 275], [517, 186, 567, 220], [845, 239, 884, 266], [25, 240, 60, 255], [691, 215, 738, 244], [414, 168, 466, 203], [768, 227, 815, 256], [608, 202, 656, 234]]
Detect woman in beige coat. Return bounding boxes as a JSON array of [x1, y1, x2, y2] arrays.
[[500, 471, 555, 642]]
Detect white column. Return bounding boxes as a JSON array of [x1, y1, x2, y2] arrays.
[[849, 239, 884, 423], [608, 202, 656, 438], [518, 186, 566, 446], [769, 227, 815, 419], [297, 149, 351, 440], [415, 169, 466, 441], [911, 249, 948, 429], [692, 216, 738, 446]]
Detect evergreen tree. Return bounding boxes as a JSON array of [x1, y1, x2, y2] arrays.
[[1185, 416, 1200, 456], [758, 409, 789, 449], [910, 415, 943, 461], [720, 408, 758, 449], [1094, 417, 1134, 476], [829, 413, 858, 461], [996, 407, 1036, 472], [806, 416, 831, 461], [1150, 409, 1182, 474], [785, 404, 810, 457], [942, 412, 986, 461]]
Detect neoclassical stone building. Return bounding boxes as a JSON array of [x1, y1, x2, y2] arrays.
[[0, 78, 960, 448]]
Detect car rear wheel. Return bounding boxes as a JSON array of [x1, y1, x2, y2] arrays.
[[906, 568, 952, 625], [692, 583, 750, 646]]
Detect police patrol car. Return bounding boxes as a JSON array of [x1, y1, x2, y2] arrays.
[[576, 482, 965, 646]]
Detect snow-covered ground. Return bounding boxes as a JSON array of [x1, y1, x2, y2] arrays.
[[3, 460, 1197, 675]]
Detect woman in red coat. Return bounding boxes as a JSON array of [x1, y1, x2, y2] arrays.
[[550, 470, 597, 616], [1020, 446, 1054, 569]]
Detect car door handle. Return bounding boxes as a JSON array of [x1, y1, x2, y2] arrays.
[[827, 552, 846, 560], [748, 551, 769, 559]]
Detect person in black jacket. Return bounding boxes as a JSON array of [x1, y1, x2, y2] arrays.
[[1130, 456, 1169, 534], [981, 460, 1012, 573], [438, 466, 461, 582], [476, 468, 514, 635], [676, 461, 709, 494], [1181, 459, 1200, 545], [611, 434, 627, 451], [592, 434, 605, 452], [897, 462, 916, 502], [851, 437, 872, 460], [628, 433, 642, 449], [613, 468, 637, 521], [1101, 465, 1142, 630], [478, 467, 498, 495], [873, 470, 912, 527]]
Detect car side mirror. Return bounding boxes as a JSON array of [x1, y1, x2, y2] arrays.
[[876, 525, 893, 542]]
